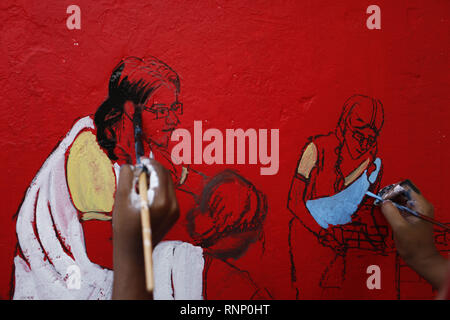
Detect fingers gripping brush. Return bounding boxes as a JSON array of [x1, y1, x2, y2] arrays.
[[365, 191, 450, 231]]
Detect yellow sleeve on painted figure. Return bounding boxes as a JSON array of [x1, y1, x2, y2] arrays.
[[67, 131, 116, 215], [297, 142, 317, 179]]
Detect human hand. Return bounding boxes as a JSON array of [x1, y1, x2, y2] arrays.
[[112, 158, 179, 299], [113, 158, 180, 251], [380, 180, 447, 290]]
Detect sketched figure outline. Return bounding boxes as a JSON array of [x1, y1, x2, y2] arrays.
[[287, 94, 389, 297]]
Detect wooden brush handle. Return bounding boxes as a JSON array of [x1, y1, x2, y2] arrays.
[[138, 171, 154, 292]]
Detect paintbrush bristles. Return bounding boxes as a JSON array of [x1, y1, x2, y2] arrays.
[[138, 171, 154, 292]]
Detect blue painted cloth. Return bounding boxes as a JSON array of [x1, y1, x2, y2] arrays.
[[305, 158, 381, 229]]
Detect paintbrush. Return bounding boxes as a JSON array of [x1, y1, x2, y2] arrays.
[[134, 106, 154, 293], [366, 191, 450, 231]]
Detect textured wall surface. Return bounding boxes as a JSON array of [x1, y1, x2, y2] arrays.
[[0, 0, 449, 299]]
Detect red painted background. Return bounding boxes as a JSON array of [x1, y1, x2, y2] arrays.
[[0, 0, 449, 299]]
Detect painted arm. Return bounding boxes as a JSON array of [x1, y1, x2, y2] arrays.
[[287, 142, 322, 235], [380, 180, 448, 291], [288, 141, 384, 247]]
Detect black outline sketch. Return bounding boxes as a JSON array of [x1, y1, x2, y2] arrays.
[[186, 169, 270, 299], [95, 56, 182, 163], [287, 94, 388, 298]]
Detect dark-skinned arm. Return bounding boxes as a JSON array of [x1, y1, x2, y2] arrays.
[[380, 180, 448, 291], [112, 159, 180, 299]]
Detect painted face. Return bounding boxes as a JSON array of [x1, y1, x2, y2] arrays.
[[141, 85, 182, 149], [343, 103, 378, 159]]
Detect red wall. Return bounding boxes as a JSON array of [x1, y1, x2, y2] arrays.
[[0, 0, 449, 299]]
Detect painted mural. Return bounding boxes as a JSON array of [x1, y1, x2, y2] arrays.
[[1, 1, 449, 300], [11, 56, 270, 299]]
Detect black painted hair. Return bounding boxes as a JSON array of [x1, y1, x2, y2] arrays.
[[94, 56, 180, 160]]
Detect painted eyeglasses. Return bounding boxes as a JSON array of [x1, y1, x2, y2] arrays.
[[143, 101, 183, 120]]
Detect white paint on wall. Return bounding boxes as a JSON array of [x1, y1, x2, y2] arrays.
[[13, 117, 204, 300], [153, 241, 204, 300]]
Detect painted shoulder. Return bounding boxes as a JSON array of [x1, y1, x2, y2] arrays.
[[296, 142, 317, 178], [296, 132, 337, 178], [66, 130, 116, 214]]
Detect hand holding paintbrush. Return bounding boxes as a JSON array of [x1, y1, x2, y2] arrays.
[[374, 180, 449, 292], [367, 180, 449, 230], [111, 104, 180, 299], [111, 160, 180, 299]]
